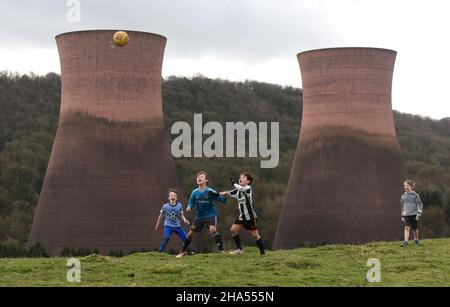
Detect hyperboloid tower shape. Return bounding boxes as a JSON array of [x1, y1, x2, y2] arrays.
[[273, 48, 407, 249], [29, 30, 179, 255]]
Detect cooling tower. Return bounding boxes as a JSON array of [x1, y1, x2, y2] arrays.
[[28, 30, 180, 255], [273, 48, 407, 249]]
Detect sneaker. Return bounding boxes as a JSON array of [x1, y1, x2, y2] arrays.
[[414, 240, 420, 246], [260, 250, 266, 256], [229, 249, 244, 255], [401, 241, 408, 248], [176, 251, 187, 258]]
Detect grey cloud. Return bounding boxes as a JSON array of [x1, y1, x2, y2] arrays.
[[2, 0, 347, 63]]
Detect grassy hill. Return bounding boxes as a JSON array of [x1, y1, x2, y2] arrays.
[[1, 238, 449, 287]]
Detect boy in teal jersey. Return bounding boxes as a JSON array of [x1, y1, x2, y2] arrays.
[[176, 171, 227, 258]]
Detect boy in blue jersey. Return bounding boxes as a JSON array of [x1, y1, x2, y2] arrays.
[[155, 189, 190, 253], [176, 171, 227, 258]]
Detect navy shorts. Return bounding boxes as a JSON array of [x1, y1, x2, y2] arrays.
[[190, 217, 217, 232]]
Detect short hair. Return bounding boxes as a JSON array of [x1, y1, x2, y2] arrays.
[[168, 188, 178, 196], [240, 172, 253, 184], [196, 171, 209, 180], [403, 179, 415, 189]]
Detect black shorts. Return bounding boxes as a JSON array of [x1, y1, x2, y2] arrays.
[[190, 217, 217, 232], [234, 218, 258, 230], [403, 215, 419, 230]]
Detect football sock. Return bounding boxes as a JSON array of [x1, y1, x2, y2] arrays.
[[212, 232, 224, 251], [181, 237, 192, 252], [256, 238, 265, 254], [232, 234, 242, 250]]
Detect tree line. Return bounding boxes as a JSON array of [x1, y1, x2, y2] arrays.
[[0, 72, 449, 256]]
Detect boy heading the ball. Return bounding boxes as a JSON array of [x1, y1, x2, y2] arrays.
[[176, 171, 227, 258]]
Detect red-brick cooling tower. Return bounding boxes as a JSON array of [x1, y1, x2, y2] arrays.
[[28, 30, 180, 255], [273, 48, 407, 249]]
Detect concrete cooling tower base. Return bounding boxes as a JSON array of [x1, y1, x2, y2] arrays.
[[30, 113, 177, 255], [274, 126, 405, 248]]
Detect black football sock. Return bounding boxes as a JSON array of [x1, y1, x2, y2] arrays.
[[232, 234, 242, 250], [256, 238, 265, 254], [212, 232, 224, 251], [181, 237, 192, 252]]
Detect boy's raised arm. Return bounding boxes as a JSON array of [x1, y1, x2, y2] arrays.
[[214, 191, 227, 203], [221, 189, 238, 197], [208, 188, 227, 203], [233, 183, 251, 193], [213, 191, 227, 203], [219, 190, 234, 197]]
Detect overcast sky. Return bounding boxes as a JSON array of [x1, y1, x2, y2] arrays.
[[1, 0, 449, 119]]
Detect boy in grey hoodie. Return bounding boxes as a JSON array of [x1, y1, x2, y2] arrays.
[[401, 179, 424, 247]]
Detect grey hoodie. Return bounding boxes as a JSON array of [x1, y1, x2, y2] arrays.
[[401, 191, 424, 216]]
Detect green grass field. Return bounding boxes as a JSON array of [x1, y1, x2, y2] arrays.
[[1, 239, 449, 287]]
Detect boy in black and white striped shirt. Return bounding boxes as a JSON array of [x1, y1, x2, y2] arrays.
[[220, 173, 265, 255]]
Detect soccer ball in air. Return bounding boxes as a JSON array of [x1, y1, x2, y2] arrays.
[[113, 31, 129, 47]]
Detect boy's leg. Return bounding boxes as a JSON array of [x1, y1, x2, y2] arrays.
[[209, 225, 224, 252], [412, 218, 420, 245], [414, 229, 419, 240], [179, 220, 207, 256], [413, 229, 419, 243], [231, 224, 243, 250], [412, 218, 419, 241], [404, 226, 410, 241], [159, 226, 173, 252], [180, 230, 194, 253], [412, 226, 419, 240], [174, 226, 188, 242], [250, 229, 265, 255], [403, 225, 410, 247]]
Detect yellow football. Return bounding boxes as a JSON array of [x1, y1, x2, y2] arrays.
[[113, 31, 129, 47]]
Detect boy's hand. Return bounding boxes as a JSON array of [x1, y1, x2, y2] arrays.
[[154, 225, 159, 231], [401, 217, 405, 223], [186, 207, 192, 212], [229, 177, 236, 186], [416, 213, 422, 221], [184, 220, 191, 225], [219, 192, 228, 196]]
